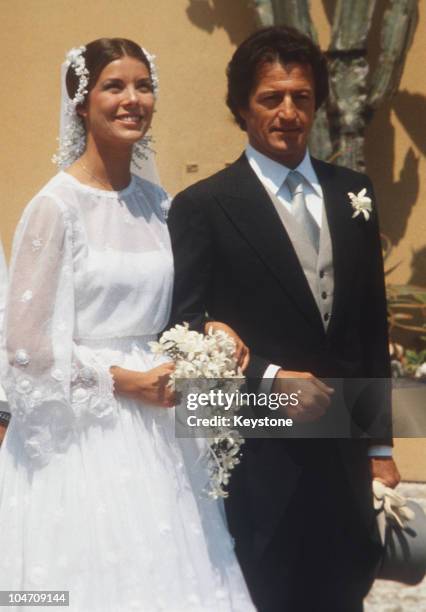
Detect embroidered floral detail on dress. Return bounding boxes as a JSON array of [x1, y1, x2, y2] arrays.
[[6, 359, 116, 464], [16, 378, 33, 394], [30, 390, 43, 407], [15, 349, 30, 366], [69, 362, 116, 421], [87, 394, 115, 419], [78, 366, 97, 387], [51, 368, 65, 382], [20, 290, 33, 302], [31, 237, 43, 252], [71, 387, 89, 403]]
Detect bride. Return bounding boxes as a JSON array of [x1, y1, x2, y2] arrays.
[[0, 38, 255, 612]]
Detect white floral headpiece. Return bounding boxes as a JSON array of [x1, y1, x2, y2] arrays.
[[52, 44, 159, 170], [141, 47, 159, 97], [66, 46, 90, 107]]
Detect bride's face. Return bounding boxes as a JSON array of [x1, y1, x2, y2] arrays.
[[80, 55, 155, 147]]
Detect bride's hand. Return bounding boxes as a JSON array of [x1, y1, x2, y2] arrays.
[[110, 363, 176, 407], [204, 321, 250, 372]]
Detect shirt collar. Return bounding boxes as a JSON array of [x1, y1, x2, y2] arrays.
[[245, 143, 322, 197]]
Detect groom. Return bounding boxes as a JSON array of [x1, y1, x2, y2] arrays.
[[168, 26, 400, 611]]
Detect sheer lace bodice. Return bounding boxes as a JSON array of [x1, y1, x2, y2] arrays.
[[2, 172, 173, 464]]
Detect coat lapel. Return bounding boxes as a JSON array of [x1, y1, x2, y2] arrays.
[[217, 155, 324, 333]]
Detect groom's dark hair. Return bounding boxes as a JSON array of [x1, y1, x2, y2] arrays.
[[226, 25, 329, 130]]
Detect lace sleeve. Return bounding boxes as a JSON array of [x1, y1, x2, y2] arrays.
[[3, 195, 117, 465]]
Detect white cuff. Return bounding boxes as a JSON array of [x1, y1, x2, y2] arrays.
[[258, 364, 281, 394], [368, 445, 393, 457]]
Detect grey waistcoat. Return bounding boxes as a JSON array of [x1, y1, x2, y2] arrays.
[[266, 188, 334, 331]]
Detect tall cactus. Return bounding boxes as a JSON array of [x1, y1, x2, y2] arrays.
[[253, 0, 418, 171]]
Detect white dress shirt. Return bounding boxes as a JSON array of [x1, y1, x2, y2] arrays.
[[245, 144, 392, 457], [246, 143, 323, 225]]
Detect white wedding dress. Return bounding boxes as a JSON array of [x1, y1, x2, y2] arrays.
[[0, 172, 255, 612]]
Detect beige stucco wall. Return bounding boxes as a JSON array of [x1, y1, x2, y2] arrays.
[[0, 0, 256, 255], [310, 1, 426, 480], [1, 1, 425, 478], [311, 1, 426, 289], [2, 0, 425, 280]]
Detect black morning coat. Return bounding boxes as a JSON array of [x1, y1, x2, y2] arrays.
[[168, 152, 392, 605]]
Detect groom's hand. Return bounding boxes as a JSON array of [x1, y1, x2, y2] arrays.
[[204, 321, 250, 371], [370, 457, 401, 489], [272, 370, 334, 423]]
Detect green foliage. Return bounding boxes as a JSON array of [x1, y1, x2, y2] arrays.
[[402, 348, 426, 376], [405, 349, 426, 366]]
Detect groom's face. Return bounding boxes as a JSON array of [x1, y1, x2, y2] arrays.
[[240, 61, 316, 169]]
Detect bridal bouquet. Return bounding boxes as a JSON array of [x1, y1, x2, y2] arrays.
[[149, 323, 245, 499]]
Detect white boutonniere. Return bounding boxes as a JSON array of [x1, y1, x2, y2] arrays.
[[348, 188, 372, 220]]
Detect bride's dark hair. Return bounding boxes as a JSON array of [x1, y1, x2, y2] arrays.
[[65, 37, 152, 100]]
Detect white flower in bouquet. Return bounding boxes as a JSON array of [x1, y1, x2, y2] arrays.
[[149, 323, 245, 499]]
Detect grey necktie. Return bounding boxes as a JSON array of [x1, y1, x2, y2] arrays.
[[286, 170, 320, 253]]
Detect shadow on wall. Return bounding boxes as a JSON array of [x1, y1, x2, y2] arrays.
[[408, 246, 426, 287], [321, 0, 424, 257], [187, 0, 425, 268], [364, 0, 424, 255], [186, 0, 257, 44], [365, 93, 423, 254], [393, 91, 426, 158], [366, 105, 420, 250]]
